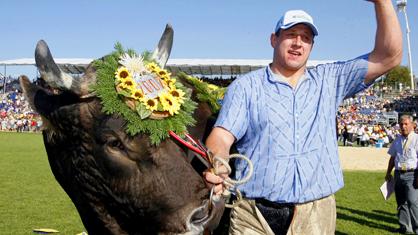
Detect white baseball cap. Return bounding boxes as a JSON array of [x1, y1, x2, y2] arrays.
[[275, 10, 318, 36]]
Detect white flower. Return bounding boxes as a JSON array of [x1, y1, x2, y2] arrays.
[[119, 53, 147, 75]]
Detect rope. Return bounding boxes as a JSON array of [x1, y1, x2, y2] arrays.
[[210, 153, 253, 208], [167, 131, 253, 208]]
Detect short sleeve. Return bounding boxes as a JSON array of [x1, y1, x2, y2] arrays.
[[387, 139, 397, 157], [324, 54, 370, 105], [214, 78, 249, 141]]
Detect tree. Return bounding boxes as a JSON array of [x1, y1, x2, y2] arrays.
[[383, 65, 412, 88]]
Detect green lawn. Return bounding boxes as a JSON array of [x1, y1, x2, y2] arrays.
[[0, 132, 399, 234], [0, 132, 85, 235], [336, 171, 398, 234]]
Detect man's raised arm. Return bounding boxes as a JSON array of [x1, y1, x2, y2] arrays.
[[365, 0, 403, 84]]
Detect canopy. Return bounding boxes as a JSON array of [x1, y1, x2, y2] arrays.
[[0, 58, 335, 77]]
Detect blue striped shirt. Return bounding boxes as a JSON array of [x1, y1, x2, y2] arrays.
[[215, 55, 370, 203]]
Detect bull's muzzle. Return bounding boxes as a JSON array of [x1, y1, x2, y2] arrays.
[[187, 198, 225, 234]]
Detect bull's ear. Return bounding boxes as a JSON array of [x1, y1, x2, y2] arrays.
[[19, 75, 38, 112], [151, 24, 173, 68], [19, 75, 80, 119]]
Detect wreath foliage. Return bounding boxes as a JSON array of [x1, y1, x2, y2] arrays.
[[91, 43, 197, 145], [177, 72, 226, 113]]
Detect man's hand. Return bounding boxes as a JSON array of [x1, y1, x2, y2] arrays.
[[203, 169, 229, 195], [204, 127, 235, 195], [385, 173, 393, 182]]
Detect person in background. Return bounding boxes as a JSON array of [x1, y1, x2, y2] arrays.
[[343, 125, 350, 146], [204, 1, 402, 234], [385, 115, 418, 234]]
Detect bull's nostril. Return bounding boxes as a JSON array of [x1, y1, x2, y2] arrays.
[[190, 205, 209, 224]]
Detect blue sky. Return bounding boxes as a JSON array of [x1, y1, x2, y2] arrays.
[[1, 0, 417, 80]]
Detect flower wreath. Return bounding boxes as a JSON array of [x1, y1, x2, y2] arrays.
[[177, 73, 226, 114], [92, 43, 197, 145]]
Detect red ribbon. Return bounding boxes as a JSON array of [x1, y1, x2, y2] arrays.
[[168, 130, 211, 164]]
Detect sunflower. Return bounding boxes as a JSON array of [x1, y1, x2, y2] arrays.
[[119, 53, 147, 74], [142, 98, 159, 111], [169, 87, 185, 104], [146, 62, 159, 73], [164, 78, 177, 89], [115, 67, 131, 81], [119, 77, 135, 90], [131, 89, 144, 100], [116, 83, 125, 91], [159, 92, 181, 116], [157, 69, 171, 79]]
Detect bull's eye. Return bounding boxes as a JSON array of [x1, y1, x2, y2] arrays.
[[107, 139, 125, 151]]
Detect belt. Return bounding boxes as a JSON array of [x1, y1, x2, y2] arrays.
[[396, 169, 416, 173], [254, 198, 294, 209]]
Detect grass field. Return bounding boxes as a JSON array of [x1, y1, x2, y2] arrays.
[[0, 132, 399, 234], [336, 171, 398, 234], [0, 132, 85, 235]]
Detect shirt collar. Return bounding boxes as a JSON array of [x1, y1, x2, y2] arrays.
[[401, 132, 416, 141], [266, 65, 308, 85]]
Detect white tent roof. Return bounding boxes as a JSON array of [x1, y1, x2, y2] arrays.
[[0, 58, 335, 77], [0, 58, 91, 65], [0, 58, 93, 75]]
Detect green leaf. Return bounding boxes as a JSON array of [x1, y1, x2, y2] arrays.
[[118, 89, 131, 98], [136, 103, 152, 119], [157, 102, 164, 111]]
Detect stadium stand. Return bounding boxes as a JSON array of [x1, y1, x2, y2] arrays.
[[1, 75, 417, 150]]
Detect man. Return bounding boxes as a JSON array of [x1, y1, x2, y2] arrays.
[[204, 1, 402, 234], [385, 115, 418, 234]]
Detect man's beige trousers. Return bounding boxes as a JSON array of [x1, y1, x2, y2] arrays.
[[229, 194, 336, 235]]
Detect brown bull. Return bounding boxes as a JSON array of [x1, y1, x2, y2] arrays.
[[19, 25, 224, 235]]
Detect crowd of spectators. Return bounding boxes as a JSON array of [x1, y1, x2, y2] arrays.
[[337, 87, 418, 147], [384, 92, 418, 114], [0, 88, 42, 133]]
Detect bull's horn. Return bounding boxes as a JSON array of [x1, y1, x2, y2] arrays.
[[151, 24, 173, 68], [35, 40, 78, 93]]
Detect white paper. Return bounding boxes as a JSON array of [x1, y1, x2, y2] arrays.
[[380, 179, 395, 200]]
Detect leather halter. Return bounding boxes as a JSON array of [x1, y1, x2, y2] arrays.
[[168, 130, 211, 167]]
